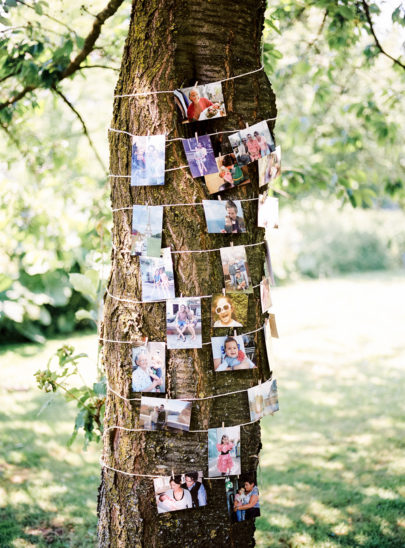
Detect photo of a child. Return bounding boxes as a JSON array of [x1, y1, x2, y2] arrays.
[[220, 245, 252, 294], [203, 199, 246, 233], [211, 293, 248, 328], [208, 426, 241, 477], [139, 248, 175, 302], [258, 145, 281, 187], [204, 153, 250, 194], [226, 473, 261, 522], [211, 334, 257, 372], [182, 135, 218, 178]]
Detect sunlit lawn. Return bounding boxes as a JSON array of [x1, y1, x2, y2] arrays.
[[1, 272, 404, 547]]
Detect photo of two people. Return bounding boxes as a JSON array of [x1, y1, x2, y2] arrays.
[[204, 153, 250, 194], [139, 248, 175, 302], [226, 473, 261, 522], [166, 297, 202, 349], [131, 342, 166, 394], [219, 245, 252, 294], [203, 199, 246, 234], [153, 471, 207, 514], [131, 134, 165, 187], [139, 396, 192, 432]]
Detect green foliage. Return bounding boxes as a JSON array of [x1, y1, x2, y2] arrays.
[[264, 1, 405, 206], [35, 343, 105, 448]]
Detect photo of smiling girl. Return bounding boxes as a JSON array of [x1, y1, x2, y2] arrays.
[[211, 293, 248, 328]]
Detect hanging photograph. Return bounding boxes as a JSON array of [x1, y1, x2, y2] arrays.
[[204, 153, 250, 194], [131, 205, 163, 257], [139, 396, 192, 432], [131, 134, 165, 186], [202, 199, 246, 234], [211, 334, 256, 372], [208, 426, 241, 477], [264, 240, 275, 286], [166, 297, 202, 349], [182, 135, 218, 178], [258, 145, 281, 188], [225, 472, 261, 522], [139, 248, 175, 302], [174, 82, 226, 123], [260, 277, 272, 314], [220, 245, 252, 294], [228, 121, 275, 166], [264, 318, 275, 368], [132, 342, 166, 394], [153, 471, 207, 513], [269, 313, 279, 338], [211, 292, 248, 328], [247, 378, 279, 421], [258, 194, 279, 229]]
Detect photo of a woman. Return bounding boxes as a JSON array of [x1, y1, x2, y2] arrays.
[[156, 476, 193, 513], [211, 293, 248, 328], [132, 342, 165, 393]]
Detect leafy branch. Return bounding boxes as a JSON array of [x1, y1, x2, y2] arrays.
[[361, 0, 405, 70]]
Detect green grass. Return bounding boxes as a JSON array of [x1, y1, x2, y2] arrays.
[[256, 272, 405, 547], [1, 273, 405, 547]]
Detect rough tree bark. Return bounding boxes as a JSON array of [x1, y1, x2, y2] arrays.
[[98, 0, 277, 546]]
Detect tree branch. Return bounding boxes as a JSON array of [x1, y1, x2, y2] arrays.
[[0, 0, 125, 112], [79, 64, 120, 72], [361, 0, 405, 70], [52, 87, 106, 173]]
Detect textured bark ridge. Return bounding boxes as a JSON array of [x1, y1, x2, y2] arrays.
[[98, 0, 277, 546]]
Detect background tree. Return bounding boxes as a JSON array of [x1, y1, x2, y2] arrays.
[[97, 0, 276, 545]]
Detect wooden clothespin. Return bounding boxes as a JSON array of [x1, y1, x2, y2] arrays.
[[258, 379, 262, 385], [218, 195, 222, 201], [230, 241, 234, 247], [195, 132, 199, 144], [233, 330, 237, 338], [222, 421, 225, 428], [194, 81, 198, 88], [222, 288, 226, 296], [245, 122, 249, 128]]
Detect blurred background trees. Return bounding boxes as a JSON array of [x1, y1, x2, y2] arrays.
[[1, 0, 404, 343]]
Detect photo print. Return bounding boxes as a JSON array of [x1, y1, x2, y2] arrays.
[[228, 121, 275, 166], [139, 396, 192, 432], [258, 145, 281, 188], [208, 426, 241, 478], [131, 205, 163, 257], [166, 297, 202, 349], [131, 134, 165, 186], [225, 472, 261, 522], [258, 194, 279, 229], [211, 292, 248, 328], [153, 471, 207, 513], [264, 240, 275, 286], [132, 342, 166, 394], [260, 277, 272, 314], [203, 199, 246, 234], [174, 82, 226, 123], [182, 135, 218, 178], [204, 153, 250, 194], [220, 245, 252, 294], [268, 313, 279, 339], [211, 333, 257, 372], [264, 318, 275, 369], [139, 247, 175, 302], [248, 378, 279, 421]]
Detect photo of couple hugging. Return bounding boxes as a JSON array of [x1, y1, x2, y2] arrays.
[[229, 120, 275, 166], [131, 342, 165, 394], [154, 471, 207, 514]]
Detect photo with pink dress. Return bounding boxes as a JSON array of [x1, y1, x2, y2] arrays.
[[208, 426, 241, 477]]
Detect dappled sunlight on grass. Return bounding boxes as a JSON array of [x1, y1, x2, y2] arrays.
[[256, 273, 405, 547]]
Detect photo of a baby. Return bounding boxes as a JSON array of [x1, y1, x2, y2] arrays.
[[211, 334, 257, 372], [203, 199, 246, 233], [153, 471, 207, 514]]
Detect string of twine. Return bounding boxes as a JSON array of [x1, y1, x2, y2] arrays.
[[106, 377, 271, 403], [111, 239, 265, 255], [104, 281, 262, 305], [99, 324, 264, 347], [111, 196, 260, 212], [108, 116, 277, 143], [114, 65, 265, 98]]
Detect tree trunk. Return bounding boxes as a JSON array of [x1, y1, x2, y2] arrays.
[[98, 0, 277, 546]]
